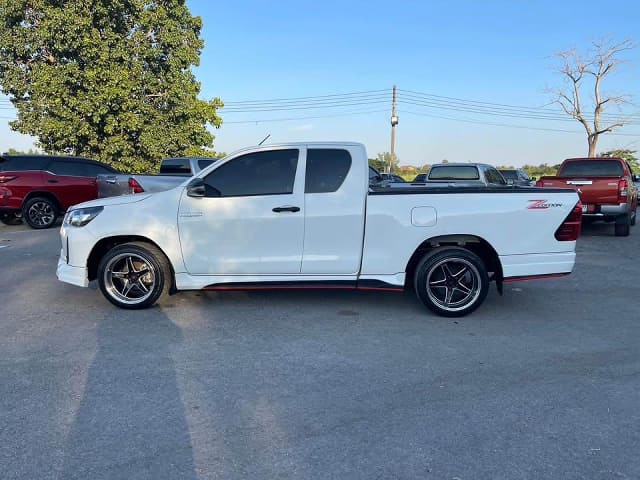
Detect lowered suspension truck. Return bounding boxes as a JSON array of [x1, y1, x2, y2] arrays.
[[57, 142, 581, 317]]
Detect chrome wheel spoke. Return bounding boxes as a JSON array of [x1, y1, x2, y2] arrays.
[[441, 263, 454, 278], [429, 278, 447, 286], [444, 287, 454, 305], [126, 256, 136, 273], [456, 282, 473, 295], [111, 270, 128, 279], [122, 281, 135, 297], [452, 266, 468, 279], [137, 279, 150, 293]]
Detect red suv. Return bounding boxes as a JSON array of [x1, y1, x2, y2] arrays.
[[0, 155, 118, 229]]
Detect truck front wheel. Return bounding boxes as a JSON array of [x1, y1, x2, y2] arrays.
[[97, 242, 170, 309], [414, 247, 489, 317]]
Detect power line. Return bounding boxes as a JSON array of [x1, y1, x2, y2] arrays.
[[222, 89, 390, 105], [402, 110, 640, 136], [398, 88, 640, 123], [222, 98, 389, 113], [223, 108, 389, 124]]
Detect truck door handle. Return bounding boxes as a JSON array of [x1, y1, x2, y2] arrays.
[[272, 206, 300, 213], [47, 179, 59, 184]]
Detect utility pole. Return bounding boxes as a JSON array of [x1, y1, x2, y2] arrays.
[[389, 85, 398, 174]]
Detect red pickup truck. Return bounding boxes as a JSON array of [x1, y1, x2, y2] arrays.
[[536, 157, 638, 236], [0, 155, 118, 229]]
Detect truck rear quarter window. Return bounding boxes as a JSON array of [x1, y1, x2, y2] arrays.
[[485, 167, 507, 185], [305, 149, 352, 193], [500, 170, 518, 180], [560, 160, 624, 177], [203, 149, 299, 197], [429, 165, 480, 180], [198, 159, 214, 171], [160, 159, 191, 175]]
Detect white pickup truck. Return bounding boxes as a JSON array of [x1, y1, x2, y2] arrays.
[[57, 142, 581, 317]]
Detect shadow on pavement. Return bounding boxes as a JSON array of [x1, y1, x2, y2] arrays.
[[60, 311, 197, 480]]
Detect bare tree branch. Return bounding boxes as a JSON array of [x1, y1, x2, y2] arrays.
[[595, 122, 624, 135], [550, 38, 636, 156]]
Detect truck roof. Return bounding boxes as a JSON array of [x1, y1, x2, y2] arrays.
[[563, 157, 624, 162], [430, 163, 492, 168]]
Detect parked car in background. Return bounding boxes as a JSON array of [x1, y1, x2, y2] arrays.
[[0, 154, 118, 228], [379, 173, 406, 182], [499, 168, 534, 186], [418, 163, 508, 187], [97, 157, 217, 198], [536, 157, 638, 236], [58, 142, 581, 317]]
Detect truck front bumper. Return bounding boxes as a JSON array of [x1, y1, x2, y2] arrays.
[[56, 221, 96, 288], [57, 257, 89, 287]]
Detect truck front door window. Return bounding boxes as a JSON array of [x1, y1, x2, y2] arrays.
[[203, 149, 298, 197]]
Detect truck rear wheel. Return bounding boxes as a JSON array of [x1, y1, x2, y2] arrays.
[[614, 214, 630, 237], [414, 247, 489, 317]]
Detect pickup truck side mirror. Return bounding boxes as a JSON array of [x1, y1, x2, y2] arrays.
[[186, 178, 206, 197], [506, 179, 514, 185]]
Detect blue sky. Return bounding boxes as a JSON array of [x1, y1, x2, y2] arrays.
[[2, 0, 640, 166]]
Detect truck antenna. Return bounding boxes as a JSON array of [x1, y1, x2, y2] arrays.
[[258, 134, 271, 146]]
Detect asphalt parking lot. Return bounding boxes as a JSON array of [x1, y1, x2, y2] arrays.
[[1, 221, 639, 480]]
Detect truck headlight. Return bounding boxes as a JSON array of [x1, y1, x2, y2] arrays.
[[65, 206, 104, 227]]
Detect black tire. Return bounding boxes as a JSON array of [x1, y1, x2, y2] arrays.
[[630, 207, 637, 227], [97, 242, 171, 309], [414, 247, 489, 317], [0, 212, 22, 226], [614, 214, 630, 237], [22, 197, 58, 229]]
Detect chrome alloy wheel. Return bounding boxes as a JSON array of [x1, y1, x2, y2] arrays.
[[425, 257, 482, 313], [27, 201, 55, 227], [103, 253, 156, 305]]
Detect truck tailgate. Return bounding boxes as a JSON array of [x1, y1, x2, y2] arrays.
[[540, 177, 619, 205], [97, 174, 130, 198]]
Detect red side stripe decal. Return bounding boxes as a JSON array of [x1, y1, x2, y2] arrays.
[[503, 273, 569, 283]]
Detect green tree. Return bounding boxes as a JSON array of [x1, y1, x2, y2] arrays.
[[375, 152, 399, 173], [522, 163, 561, 178], [599, 149, 640, 171], [0, 0, 223, 173], [3, 148, 41, 155], [368, 157, 386, 172]]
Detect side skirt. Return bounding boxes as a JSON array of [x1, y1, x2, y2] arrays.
[[503, 272, 570, 283], [202, 279, 404, 292]]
